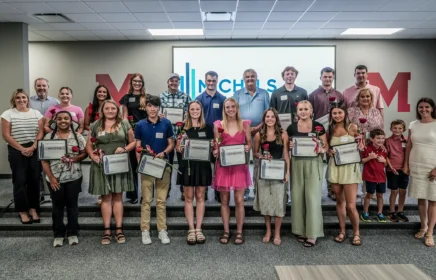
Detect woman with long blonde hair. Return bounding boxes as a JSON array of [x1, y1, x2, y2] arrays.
[[212, 97, 252, 245], [176, 100, 213, 245], [86, 100, 136, 245]]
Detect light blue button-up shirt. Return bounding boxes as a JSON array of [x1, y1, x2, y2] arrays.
[[233, 87, 270, 127], [29, 95, 60, 115]]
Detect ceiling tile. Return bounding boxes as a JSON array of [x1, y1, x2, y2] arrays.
[[8, 2, 57, 13], [203, 21, 233, 29], [259, 29, 288, 36], [322, 21, 362, 29], [84, 1, 130, 13], [119, 29, 150, 36], [263, 21, 293, 29], [0, 3, 24, 14], [92, 30, 124, 37], [167, 12, 202, 21], [141, 21, 173, 28], [49, 23, 86, 30], [331, 12, 377, 21], [28, 23, 57, 30], [257, 35, 284, 39], [134, 13, 169, 22], [63, 30, 96, 37], [124, 1, 164, 13], [300, 11, 338, 21], [126, 35, 154, 40], [161, 1, 200, 12], [200, 1, 237, 12], [409, 20, 436, 29], [233, 21, 264, 29], [357, 21, 392, 28], [80, 22, 115, 30], [414, 1, 436, 12], [99, 13, 138, 22], [378, 0, 431, 12], [172, 21, 203, 28], [46, 2, 94, 13], [33, 30, 75, 40], [386, 21, 422, 28], [236, 12, 269, 21], [285, 29, 317, 36], [231, 35, 257, 39], [232, 29, 259, 35], [311, 28, 346, 36], [1, 14, 41, 23], [309, 0, 389, 12], [73, 36, 101, 41], [204, 29, 232, 35], [64, 14, 106, 23], [273, 0, 313, 12], [111, 22, 144, 29], [205, 35, 232, 39], [28, 31, 51, 41], [292, 21, 325, 29], [237, 1, 274, 12], [392, 12, 436, 21], [268, 12, 304, 21]]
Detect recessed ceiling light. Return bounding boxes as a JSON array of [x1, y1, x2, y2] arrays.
[[201, 12, 235, 22], [341, 28, 404, 35], [147, 29, 204, 36]]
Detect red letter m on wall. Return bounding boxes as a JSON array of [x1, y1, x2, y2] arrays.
[[96, 74, 133, 104], [368, 72, 411, 112]]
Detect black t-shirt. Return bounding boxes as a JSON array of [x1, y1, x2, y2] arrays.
[[286, 120, 326, 137], [178, 124, 214, 166], [119, 93, 147, 122]]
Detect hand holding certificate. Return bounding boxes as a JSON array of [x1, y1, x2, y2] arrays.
[[37, 139, 67, 160], [259, 159, 286, 181], [183, 139, 211, 161], [291, 137, 317, 157], [219, 144, 248, 167], [331, 142, 362, 166], [161, 107, 184, 124], [102, 153, 129, 175], [137, 154, 167, 179]]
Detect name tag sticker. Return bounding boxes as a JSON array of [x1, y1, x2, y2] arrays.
[[340, 136, 348, 143], [402, 142, 407, 148], [308, 133, 315, 137], [366, 132, 370, 139], [129, 97, 136, 102], [280, 95, 287, 101], [98, 131, 105, 136], [213, 103, 220, 109], [198, 132, 206, 138], [156, 132, 163, 139]]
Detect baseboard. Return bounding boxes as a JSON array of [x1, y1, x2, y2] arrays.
[[0, 174, 12, 179]]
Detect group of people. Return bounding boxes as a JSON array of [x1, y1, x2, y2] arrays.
[[1, 64, 435, 249]]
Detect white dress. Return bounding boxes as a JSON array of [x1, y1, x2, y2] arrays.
[[408, 120, 436, 201]]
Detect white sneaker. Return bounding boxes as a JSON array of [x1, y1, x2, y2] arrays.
[[53, 237, 64, 247], [142, 230, 152, 245], [158, 230, 170, 244], [68, 236, 79, 246]]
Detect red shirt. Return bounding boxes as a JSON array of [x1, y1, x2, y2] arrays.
[[385, 135, 407, 171], [361, 143, 388, 183]]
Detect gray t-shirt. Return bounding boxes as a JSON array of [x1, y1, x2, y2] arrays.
[[269, 85, 308, 114]]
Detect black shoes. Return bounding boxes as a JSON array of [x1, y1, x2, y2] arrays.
[[19, 214, 32, 225]]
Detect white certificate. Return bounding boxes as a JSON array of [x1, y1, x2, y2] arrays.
[[292, 137, 317, 157], [278, 113, 292, 130], [183, 139, 211, 161], [315, 114, 329, 130], [161, 107, 184, 124], [102, 153, 129, 175], [332, 142, 362, 166], [219, 145, 247, 167], [259, 159, 286, 180], [137, 154, 167, 179], [37, 140, 67, 160]]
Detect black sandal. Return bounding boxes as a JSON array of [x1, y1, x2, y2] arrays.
[[101, 227, 112, 245], [115, 227, 126, 244], [219, 232, 230, 244], [295, 235, 306, 243], [234, 232, 245, 245], [303, 239, 316, 248]]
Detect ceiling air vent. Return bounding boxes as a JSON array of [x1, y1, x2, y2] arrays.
[[33, 14, 73, 23], [201, 12, 235, 22]]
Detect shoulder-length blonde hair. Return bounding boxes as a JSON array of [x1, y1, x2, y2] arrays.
[[184, 100, 206, 130], [96, 99, 123, 134], [222, 97, 243, 132], [355, 88, 374, 108], [128, 73, 147, 111], [10, 89, 29, 108]]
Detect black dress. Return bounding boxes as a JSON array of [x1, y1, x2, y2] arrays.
[[176, 125, 213, 187]]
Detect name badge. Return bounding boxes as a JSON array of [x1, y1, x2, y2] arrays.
[[198, 132, 206, 138], [98, 131, 105, 136], [129, 97, 136, 102], [70, 112, 77, 117], [213, 103, 220, 109], [402, 142, 407, 148], [308, 133, 315, 137], [340, 136, 348, 143], [156, 132, 163, 139], [365, 132, 370, 139], [280, 95, 287, 101]]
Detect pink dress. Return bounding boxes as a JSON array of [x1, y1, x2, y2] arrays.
[[213, 120, 252, 192]]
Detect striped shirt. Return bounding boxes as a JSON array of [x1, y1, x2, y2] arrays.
[[160, 90, 191, 137], [1, 108, 43, 144]]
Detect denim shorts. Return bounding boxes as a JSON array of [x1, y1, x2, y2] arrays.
[[365, 181, 386, 194], [387, 170, 409, 190]]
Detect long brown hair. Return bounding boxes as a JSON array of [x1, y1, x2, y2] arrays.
[[222, 97, 243, 132], [327, 102, 351, 143], [259, 108, 283, 145], [96, 100, 123, 134], [128, 73, 147, 111], [184, 100, 206, 130]]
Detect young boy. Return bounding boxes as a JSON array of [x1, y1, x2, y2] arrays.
[[135, 95, 174, 245], [385, 120, 409, 222], [360, 129, 388, 223]]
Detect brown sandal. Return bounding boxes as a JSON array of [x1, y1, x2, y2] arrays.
[[187, 229, 196, 245], [425, 234, 434, 247], [115, 227, 126, 244], [219, 232, 230, 244], [195, 229, 206, 244], [334, 232, 347, 243], [415, 229, 427, 239], [351, 235, 362, 246], [234, 232, 245, 245], [101, 228, 112, 245]]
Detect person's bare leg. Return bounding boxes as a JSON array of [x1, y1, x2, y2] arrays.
[[333, 184, 346, 235], [344, 184, 360, 243], [112, 193, 124, 228], [195, 187, 206, 229], [274, 217, 282, 245], [220, 191, 230, 234], [184, 187, 195, 230], [376, 192, 384, 214], [263, 215, 271, 242], [363, 192, 372, 214], [418, 199, 428, 231], [101, 194, 113, 235], [426, 201, 436, 236], [398, 189, 406, 212], [234, 189, 245, 234]]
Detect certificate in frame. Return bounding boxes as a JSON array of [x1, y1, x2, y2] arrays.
[[331, 142, 362, 166], [292, 136, 317, 158], [183, 139, 211, 162], [37, 139, 67, 160], [315, 114, 329, 130], [278, 113, 292, 130], [161, 107, 184, 124], [137, 154, 167, 179], [102, 153, 129, 175], [259, 159, 286, 181], [219, 144, 248, 167]]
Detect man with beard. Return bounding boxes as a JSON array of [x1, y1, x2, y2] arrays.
[[233, 69, 270, 201], [29, 78, 59, 115]]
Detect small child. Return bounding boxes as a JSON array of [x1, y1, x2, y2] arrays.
[[360, 129, 388, 223], [385, 120, 409, 222]]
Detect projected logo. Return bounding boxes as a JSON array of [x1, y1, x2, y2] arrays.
[[179, 62, 279, 99]]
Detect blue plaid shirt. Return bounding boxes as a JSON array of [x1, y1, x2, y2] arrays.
[[160, 90, 191, 137]]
